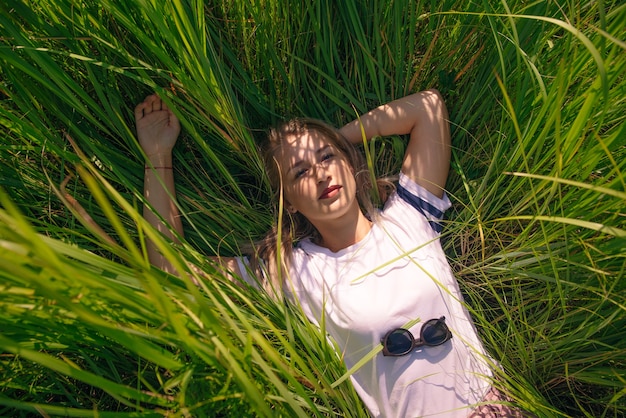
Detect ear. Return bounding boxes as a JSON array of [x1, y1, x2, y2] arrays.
[[286, 204, 298, 214]]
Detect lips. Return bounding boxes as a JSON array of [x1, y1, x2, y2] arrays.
[[319, 185, 342, 199]]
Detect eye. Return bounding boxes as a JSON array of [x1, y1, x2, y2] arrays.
[[320, 152, 335, 162], [294, 167, 308, 179]]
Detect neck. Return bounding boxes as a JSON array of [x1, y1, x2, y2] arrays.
[[313, 208, 372, 253]]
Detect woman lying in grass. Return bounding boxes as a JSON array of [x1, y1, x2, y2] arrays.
[[135, 91, 527, 417]]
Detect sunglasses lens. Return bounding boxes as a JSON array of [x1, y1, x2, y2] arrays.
[[382, 318, 452, 356], [422, 319, 450, 345], [385, 329, 413, 355]]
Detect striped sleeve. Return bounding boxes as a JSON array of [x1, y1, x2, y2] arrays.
[[396, 172, 452, 233]]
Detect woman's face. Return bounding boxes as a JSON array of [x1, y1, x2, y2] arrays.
[[277, 129, 359, 225]]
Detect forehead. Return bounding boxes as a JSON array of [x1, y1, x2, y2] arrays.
[[277, 130, 334, 164]]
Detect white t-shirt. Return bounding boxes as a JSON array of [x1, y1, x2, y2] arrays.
[[283, 173, 492, 417]]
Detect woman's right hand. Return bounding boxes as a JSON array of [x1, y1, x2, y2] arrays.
[[135, 94, 183, 274], [134, 94, 181, 159]]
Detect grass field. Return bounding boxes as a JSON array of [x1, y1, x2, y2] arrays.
[[1, 0, 625, 416]]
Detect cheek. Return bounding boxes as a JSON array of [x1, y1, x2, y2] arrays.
[[335, 162, 357, 187], [284, 180, 313, 204]]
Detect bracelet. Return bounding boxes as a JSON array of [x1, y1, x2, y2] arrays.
[[145, 166, 173, 170]]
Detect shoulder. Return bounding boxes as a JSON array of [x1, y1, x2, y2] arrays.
[[383, 172, 452, 234]]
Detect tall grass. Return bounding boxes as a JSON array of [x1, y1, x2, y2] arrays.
[[1, 0, 624, 416]]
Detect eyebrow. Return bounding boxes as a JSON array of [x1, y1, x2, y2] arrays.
[[288, 144, 332, 173]]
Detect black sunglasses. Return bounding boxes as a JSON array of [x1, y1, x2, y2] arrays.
[[381, 316, 452, 356]]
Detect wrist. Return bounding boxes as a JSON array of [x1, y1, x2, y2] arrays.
[[145, 165, 173, 170], [145, 153, 173, 167]]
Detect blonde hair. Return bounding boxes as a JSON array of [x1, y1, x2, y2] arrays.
[[250, 118, 394, 295]]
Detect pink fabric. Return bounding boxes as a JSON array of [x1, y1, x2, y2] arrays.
[[468, 386, 532, 417]]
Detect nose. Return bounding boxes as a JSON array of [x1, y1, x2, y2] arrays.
[[314, 161, 330, 183]]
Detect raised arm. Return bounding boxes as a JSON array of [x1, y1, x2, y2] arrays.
[[135, 94, 183, 274], [339, 89, 451, 198], [135, 94, 243, 279]]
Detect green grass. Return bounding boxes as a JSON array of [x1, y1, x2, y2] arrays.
[[1, 0, 625, 416]]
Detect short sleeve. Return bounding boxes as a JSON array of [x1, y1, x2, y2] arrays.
[[235, 256, 259, 288], [396, 172, 452, 233]]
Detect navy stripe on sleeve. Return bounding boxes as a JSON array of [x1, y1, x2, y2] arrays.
[[397, 184, 445, 233]]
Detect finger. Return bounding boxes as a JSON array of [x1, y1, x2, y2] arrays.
[[151, 97, 163, 112], [168, 108, 181, 130], [134, 101, 147, 121], [135, 94, 160, 119], [144, 94, 159, 113]]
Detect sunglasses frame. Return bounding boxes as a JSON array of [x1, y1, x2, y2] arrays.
[[381, 316, 452, 357]]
